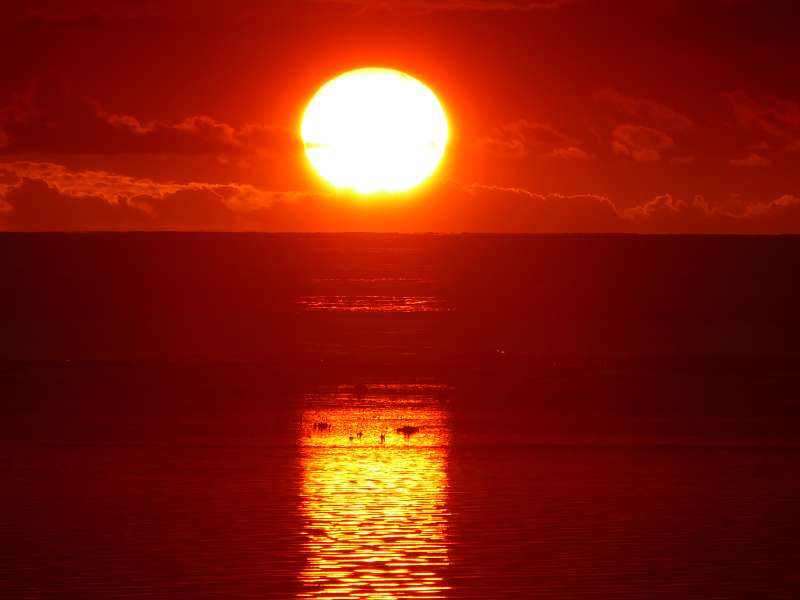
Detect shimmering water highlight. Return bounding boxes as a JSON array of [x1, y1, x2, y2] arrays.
[[298, 387, 450, 599]]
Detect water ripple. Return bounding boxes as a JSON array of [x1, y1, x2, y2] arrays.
[[298, 390, 450, 599], [297, 296, 449, 313]]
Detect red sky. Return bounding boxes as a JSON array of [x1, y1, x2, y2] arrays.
[[1, 0, 798, 232]]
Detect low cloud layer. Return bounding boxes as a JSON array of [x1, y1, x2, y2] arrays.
[[1, 161, 798, 233], [0, 162, 315, 230]]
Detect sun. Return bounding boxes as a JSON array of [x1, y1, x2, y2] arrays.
[[301, 68, 449, 195]]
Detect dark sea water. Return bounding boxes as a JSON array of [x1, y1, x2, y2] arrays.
[[2, 233, 800, 599]]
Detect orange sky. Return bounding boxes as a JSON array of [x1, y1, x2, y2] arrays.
[[1, 0, 799, 232]]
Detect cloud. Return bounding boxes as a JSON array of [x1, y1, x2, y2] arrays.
[[0, 88, 298, 158], [618, 194, 716, 233], [0, 161, 316, 230], [595, 90, 693, 164], [550, 146, 591, 160], [448, 185, 800, 233], [4, 1, 300, 25], [616, 192, 800, 233], [612, 124, 674, 162], [739, 194, 800, 217], [1, 161, 799, 233], [315, 0, 575, 13], [0, 179, 153, 230], [727, 92, 800, 151], [460, 185, 713, 231], [594, 88, 694, 133], [456, 184, 621, 231], [8, 0, 575, 22], [476, 120, 591, 160], [730, 153, 771, 168], [0, 161, 291, 207]]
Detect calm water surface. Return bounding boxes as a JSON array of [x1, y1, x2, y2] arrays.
[[2, 234, 800, 598], [2, 370, 800, 599]]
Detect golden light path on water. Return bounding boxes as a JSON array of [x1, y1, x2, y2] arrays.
[[298, 384, 451, 599], [297, 296, 449, 313]]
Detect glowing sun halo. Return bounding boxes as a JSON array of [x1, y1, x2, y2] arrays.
[[301, 68, 449, 194]]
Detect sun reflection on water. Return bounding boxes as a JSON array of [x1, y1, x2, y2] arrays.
[[298, 384, 451, 599], [297, 295, 449, 312]]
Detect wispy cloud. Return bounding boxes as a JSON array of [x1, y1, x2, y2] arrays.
[[594, 88, 694, 133], [476, 119, 591, 160], [727, 92, 800, 152], [316, 0, 576, 14], [0, 88, 298, 158], [461, 184, 800, 233], [730, 153, 771, 168], [612, 124, 674, 162]]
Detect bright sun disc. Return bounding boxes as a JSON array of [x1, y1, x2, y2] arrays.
[[301, 68, 449, 194]]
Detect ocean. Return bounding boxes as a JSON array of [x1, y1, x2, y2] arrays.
[[2, 233, 799, 598]]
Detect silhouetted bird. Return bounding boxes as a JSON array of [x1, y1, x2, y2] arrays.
[[396, 426, 420, 438]]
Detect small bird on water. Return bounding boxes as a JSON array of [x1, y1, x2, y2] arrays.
[[396, 425, 420, 438]]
